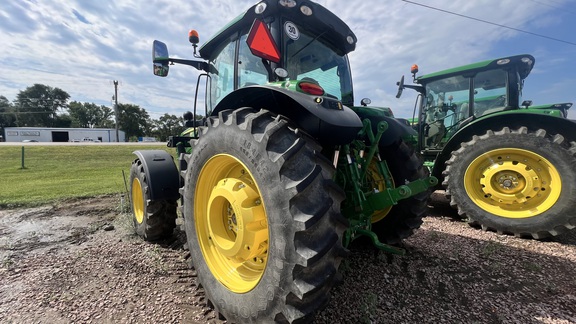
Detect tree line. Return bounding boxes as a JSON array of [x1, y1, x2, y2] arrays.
[[0, 84, 198, 141]]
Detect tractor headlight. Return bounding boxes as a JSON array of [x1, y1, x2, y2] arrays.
[[521, 57, 533, 65], [279, 0, 297, 8], [255, 1, 267, 14], [346, 35, 355, 45], [300, 5, 313, 16]]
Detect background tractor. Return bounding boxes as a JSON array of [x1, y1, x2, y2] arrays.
[[396, 54, 576, 239], [128, 1, 436, 323]]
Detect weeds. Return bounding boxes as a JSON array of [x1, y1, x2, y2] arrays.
[[522, 262, 542, 272], [360, 292, 378, 323], [480, 240, 503, 259]]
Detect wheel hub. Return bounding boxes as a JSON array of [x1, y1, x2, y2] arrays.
[[479, 162, 537, 204], [207, 178, 267, 263]]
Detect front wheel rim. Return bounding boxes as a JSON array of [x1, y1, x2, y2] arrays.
[[367, 160, 393, 223], [464, 148, 561, 218], [132, 178, 145, 224], [195, 154, 269, 293]]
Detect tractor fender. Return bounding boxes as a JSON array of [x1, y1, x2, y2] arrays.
[[212, 85, 363, 145], [372, 116, 417, 146], [432, 113, 576, 179], [132, 150, 180, 201], [351, 106, 417, 146]]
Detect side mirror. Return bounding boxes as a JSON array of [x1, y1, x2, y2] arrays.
[[395, 75, 405, 98], [360, 98, 371, 107], [152, 40, 170, 77]]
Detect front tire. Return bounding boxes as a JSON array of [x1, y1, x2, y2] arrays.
[[182, 108, 347, 323], [129, 159, 177, 240], [371, 139, 431, 244], [443, 127, 576, 239]]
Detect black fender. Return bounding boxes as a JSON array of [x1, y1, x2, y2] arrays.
[[351, 105, 417, 146], [432, 113, 576, 179], [132, 150, 180, 201], [375, 116, 417, 146], [212, 85, 363, 145]]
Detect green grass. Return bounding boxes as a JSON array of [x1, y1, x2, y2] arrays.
[[0, 145, 175, 208]]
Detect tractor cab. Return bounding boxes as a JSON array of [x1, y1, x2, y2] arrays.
[[153, 0, 357, 122], [397, 54, 539, 152]]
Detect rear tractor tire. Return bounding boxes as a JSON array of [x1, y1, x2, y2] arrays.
[[443, 127, 576, 239], [129, 160, 177, 241], [182, 108, 348, 323]]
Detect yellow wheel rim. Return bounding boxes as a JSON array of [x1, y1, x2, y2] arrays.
[[132, 178, 145, 224], [367, 160, 393, 223], [195, 154, 269, 293], [464, 148, 561, 218]]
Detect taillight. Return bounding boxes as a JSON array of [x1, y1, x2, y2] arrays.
[[299, 82, 324, 96]]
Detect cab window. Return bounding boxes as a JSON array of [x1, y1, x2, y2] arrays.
[[238, 33, 268, 87], [210, 41, 236, 108]]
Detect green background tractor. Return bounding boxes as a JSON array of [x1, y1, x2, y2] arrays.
[[397, 54, 576, 239], [128, 1, 436, 322]]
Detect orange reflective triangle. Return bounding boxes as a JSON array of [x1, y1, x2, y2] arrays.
[[246, 19, 281, 63]]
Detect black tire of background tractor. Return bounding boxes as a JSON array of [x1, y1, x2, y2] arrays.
[[182, 108, 348, 324], [371, 139, 431, 244], [443, 127, 576, 239], [129, 160, 177, 241]]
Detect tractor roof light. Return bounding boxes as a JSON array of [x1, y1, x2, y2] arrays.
[[299, 81, 325, 96], [410, 64, 419, 74], [497, 58, 510, 65], [521, 57, 533, 65], [300, 5, 313, 16], [279, 0, 297, 8], [346, 35, 355, 45], [255, 1, 267, 14]]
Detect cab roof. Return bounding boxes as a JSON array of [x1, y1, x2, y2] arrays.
[[198, 1, 357, 60], [417, 54, 536, 83]]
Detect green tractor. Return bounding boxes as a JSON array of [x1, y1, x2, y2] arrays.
[[129, 0, 437, 322], [396, 54, 576, 239]]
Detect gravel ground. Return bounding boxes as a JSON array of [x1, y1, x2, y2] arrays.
[[1, 193, 575, 324]]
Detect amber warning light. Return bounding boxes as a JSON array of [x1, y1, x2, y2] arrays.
[[189, 30, 199, 44], [246, 19, 281, 63]]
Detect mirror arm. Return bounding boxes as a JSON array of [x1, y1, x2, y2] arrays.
[[403, 84, 425, 94], [155, 58, 211, 73]]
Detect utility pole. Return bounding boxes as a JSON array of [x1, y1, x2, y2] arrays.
[[113, 80, 120, 142]]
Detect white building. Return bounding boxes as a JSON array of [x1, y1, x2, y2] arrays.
[[3, 127, 125, 142]]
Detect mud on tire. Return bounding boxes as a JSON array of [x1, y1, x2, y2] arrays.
[[181, 108, 348, 323]]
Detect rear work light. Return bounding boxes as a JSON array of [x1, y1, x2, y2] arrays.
[[299, 82, 325, 96]]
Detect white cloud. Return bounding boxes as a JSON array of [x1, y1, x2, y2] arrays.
[[1, 0, 574, 121]]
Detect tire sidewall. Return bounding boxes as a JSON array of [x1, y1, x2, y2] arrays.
[[183, 118, 298, 320]]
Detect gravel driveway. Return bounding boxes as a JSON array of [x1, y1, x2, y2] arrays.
[[1, 193, 575, 323]]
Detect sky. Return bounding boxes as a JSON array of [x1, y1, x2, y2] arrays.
[[1, 0, 576, 120]]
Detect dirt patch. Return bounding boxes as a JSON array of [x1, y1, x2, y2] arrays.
[[0, 196, 221, 323], [1, 194, 575, 323]]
